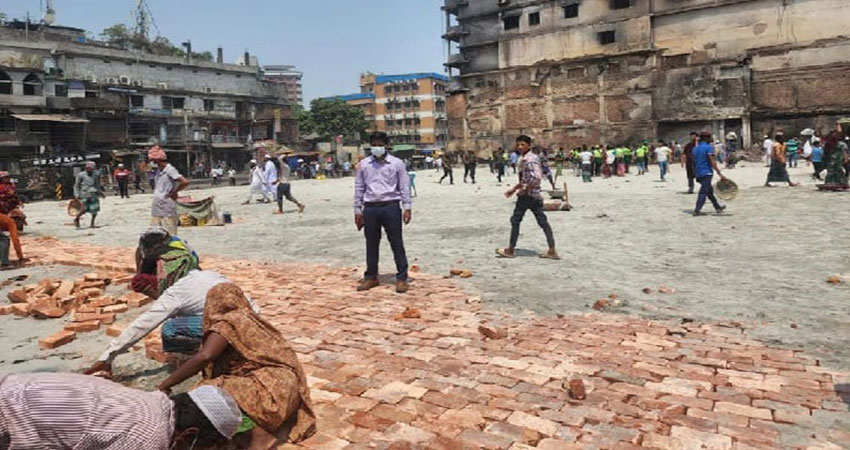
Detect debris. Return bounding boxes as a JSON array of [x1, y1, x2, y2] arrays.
[[106, 324, 125, 337], [826, 276, 843, 285], [30, 304, 67, 320], [658, 285, 676, 294], [642, 287, 653, 294], [449, 268, 464, 276], [790, 323, 798, 329], [11, 303, 30, 317], [465, 296, 481, 304], [478, 324, 508, 340], [592, 299, 610, 311], [65, 321, 101, 333], [566, 379, 586, 400], [395, 307, 421, 320], [410, 265, 420, 273], [459, 270, 473, 279], [608, 294, 618, 300], [39, 330, 76, 350], [7, 289, 28, 304]]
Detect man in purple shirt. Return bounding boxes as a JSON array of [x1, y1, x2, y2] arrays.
[[497, 135, 559, 260], [354, 132, 412, 293]]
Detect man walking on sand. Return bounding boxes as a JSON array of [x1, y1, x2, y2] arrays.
[[496, 135, 559, 260], [692, 131, 728, 216], [148, 146, 189, 236], [354, 132, 412, 294], [73, 161, 103, 229]]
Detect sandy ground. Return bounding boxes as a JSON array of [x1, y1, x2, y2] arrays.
[[14, 160, 850, 370]]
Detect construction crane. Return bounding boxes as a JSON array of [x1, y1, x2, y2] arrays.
[[42, 0, 56, 25]]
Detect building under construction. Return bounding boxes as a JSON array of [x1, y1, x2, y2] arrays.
[[442, 0, 850, 153]]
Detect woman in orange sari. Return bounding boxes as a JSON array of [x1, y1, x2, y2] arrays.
[[157, 283, 316, 449]]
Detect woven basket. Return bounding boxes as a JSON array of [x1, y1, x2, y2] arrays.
[[67, 198, 83, 217], [715, 178, 739, 201]]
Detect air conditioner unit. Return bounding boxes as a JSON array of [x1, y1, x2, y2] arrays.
[[87, 75, 98, 84], [131, 80, 143, 87], [106, 77, 118, 85], [119, 76, 131, 85], [157, 82, 169, 90]]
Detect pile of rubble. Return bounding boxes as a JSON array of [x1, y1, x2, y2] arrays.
[[0, 272, 151, 349]]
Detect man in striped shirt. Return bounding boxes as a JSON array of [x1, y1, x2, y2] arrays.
[[0, 373, 241, 449]]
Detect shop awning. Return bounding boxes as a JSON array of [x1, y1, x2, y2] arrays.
[[211, 143, 246, 149], [11, 114, 89, 123], [392, 145, 416, 151]]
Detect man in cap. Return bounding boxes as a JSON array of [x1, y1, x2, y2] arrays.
[[0, 372, 243, 449], [73, 161, 103, 229], [692, 131, 728, 216], [148, 145, 189, 236], [243, 159, 267, 204], [113, 162, 131, 199], [263, 154, 278, 201], [0, 171, 21, 216], [681, 132, 698, 194]]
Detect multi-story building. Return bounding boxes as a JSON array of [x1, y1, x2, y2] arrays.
[[0, 21, 296, 192], [443, 0, 850, 153], [331, 72, 449, 149], [262, 65, 303, 106]]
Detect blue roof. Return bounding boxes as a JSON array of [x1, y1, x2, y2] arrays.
[[327, 93, 375, 101], [375, 72, 448, 84]]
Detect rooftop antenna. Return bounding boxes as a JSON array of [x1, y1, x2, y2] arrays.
[[42, 0, 56, 25], [133, 0, 151, 39]]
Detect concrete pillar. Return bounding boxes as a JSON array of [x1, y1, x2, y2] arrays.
[[742, 115, 752, 147]]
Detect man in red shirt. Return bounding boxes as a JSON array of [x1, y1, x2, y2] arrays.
[[113, 163, 131, 198]]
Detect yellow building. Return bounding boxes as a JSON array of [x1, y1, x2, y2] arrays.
[[332, 72, 449, 150]]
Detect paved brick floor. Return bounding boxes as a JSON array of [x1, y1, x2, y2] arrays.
[[24, 236, 850, 449]]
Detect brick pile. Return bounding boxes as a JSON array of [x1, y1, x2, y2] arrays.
[[20, 237, 850, 449], [0, 262, 150, 350]]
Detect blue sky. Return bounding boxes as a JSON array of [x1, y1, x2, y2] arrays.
[[3, 0, 447, 104]]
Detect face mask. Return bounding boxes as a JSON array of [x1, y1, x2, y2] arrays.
[[371, 147, 386, 158]]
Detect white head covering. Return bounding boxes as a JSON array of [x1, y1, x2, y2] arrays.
[[85, 161, 96, 169], [249, 159, 257, 164], [187, 386, 242, 439]]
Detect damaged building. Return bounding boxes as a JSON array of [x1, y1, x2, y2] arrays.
[[0, 21, 297, 197], [442, 0, 850, 154]]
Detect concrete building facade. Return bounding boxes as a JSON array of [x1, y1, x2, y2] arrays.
[[331, 72, 449, 149], [0, 21, 297, 187], [443, 0, 850, 154], [262, 65, 303, 106]]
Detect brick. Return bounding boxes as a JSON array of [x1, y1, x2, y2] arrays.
[[30, 304, 66, 319], [122, 292, 153, 307], [439, 408, 486, 429], [7, 289, 28, 304], [714, 402, 772, 420], [506, 411, 558, 436], [484, 422, 540, 445], [370, 403, 416, 423], [670, 426, 732, 449], [535, 438, 580, 449], [11, 303, 30, 316], [423, 390, 470, 409], [105, 324, 124, 337], [90, 296, 117, 308], [39, 330, 76, 349], [64, 320, 100, 332], [362, 381, 428, 404], [686, 407, 749, 428], [457, 429, 514, 450], [0, 304, 13, 315], [103, 303, 128, 314], [334, 395, 378, 412], [349, 412, 394, 430], [54, 280, 74, 298]]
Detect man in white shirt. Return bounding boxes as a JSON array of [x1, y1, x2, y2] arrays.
[[148, 146, 189, 236], [763, 135, 773, 167], [263, 154, 278, 200], [654, 140, 672, 181], [243, 160, 267, 204], [579, 148, 593, 182], [83, 270, 247, 376]]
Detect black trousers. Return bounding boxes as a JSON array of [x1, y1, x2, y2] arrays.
[[464, 164, 476, 182], [496, 163, 505, 182], [440, 167, 453, 184], [696, 175, 721, 212], [510, 196, 555, 250], [117, 179, 129, 198], [363, 202, 408, 282], [276, 183, 299, 209]]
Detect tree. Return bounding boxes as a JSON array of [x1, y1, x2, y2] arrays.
[[294, 105, 316, 137], [302, 98, 368, 142], [100, 24, 133, 49], [98, 23, 214, 61]]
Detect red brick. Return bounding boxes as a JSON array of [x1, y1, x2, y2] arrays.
[[7, 289, 28, 304], [39, 330, 76, 349], [369, 403, 416, 423], [11, 303, 30, 317], [0, 304, 13, 315], [349, 412, 394, 430], [105, 324, 124, 337], [714, 402, 772, 420], [64, 320, 100, 332], [423, 390, 470, 409], [103, 304, 128, 314], [686, 408, 749, 428], [456, 429, 514, 449]]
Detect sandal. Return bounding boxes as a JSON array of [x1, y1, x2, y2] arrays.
[[495, 248, 515, 258], [538, 252, 561, 260]]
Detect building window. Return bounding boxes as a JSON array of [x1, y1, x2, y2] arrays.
[[384, 86, 392, 95], [529, 12, 540, 26], [503, 15, 520, 30], [162, 96, 185, 109], [22, 73, 42, 96], [0, 71, 11, 95], [611, 0, 630, 9], [563, 3, 579, 18], [204, 99, 215, 111], [54, 84, 68, 97], [598, 30, 616, 45], [130, 95, 144, 107], [85, 90, 99, 98], [0, 112, 14, 132], [28, 121, 48, 133]]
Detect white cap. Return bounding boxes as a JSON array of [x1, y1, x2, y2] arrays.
[[187, 386, 242, 439], [118, 163, 124, 168], [85, 161, 96, 169], [249, 159, 257, 164]]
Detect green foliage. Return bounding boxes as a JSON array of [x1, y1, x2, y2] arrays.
[[301, 98, 368, 142], [294, 105, 316, 137], [99, 23, 213, 61]]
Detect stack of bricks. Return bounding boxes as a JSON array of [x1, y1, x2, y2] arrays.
[[20, 236, 850, 449], [0, 265, 150, 350]]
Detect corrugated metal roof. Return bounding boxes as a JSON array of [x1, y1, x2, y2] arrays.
[[328, 93, 376, 102], [11, 114, 89, 123]]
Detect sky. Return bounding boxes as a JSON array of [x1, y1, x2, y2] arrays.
[[3, 0, 448, 105]]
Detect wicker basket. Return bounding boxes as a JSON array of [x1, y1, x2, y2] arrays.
[[67, 198, 83, 217], [715, 178, 739, 201]]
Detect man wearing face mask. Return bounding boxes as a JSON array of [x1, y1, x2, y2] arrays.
[[354, 132, 412, 293]]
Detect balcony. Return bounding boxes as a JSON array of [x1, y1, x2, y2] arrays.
[[0, 94, 46, 108], [442, 25, 469, 42], [448, 77, 469, 93], [444, 53, 468, 68], [442, 0, 469, 14]]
